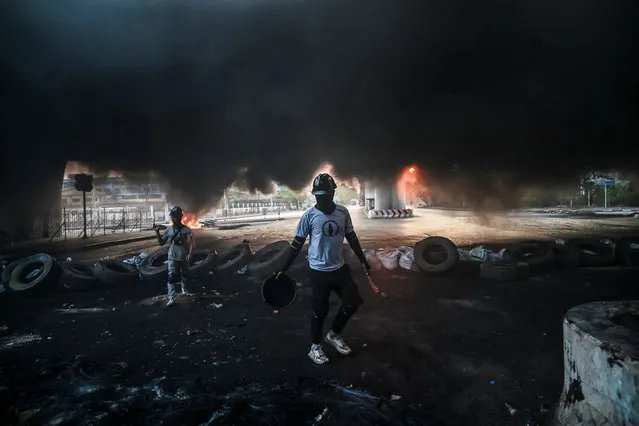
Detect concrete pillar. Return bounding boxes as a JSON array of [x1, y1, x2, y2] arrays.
[[553, 301, 639, 426], [391, 184, 403, 209], [0, 151, 65, 241], [374, 185, 391, 210], [364, 181, 375, 200]]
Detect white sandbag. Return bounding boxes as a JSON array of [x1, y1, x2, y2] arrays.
[[469, 246, 488, 261], [377, 249, 401, 270], [364, 249, 383, 271], [458, 249, 477, 262], [398, 247, 414, 271]]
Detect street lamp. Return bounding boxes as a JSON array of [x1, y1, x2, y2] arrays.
[[404, 166, 416, 207]]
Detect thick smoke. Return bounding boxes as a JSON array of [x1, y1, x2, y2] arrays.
[[2, 0, 638, 213]]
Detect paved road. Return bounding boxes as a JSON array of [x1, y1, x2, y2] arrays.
[[69, 207, 639, 261], [2, 246, 638, 425]]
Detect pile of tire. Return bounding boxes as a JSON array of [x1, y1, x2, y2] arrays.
[[479, 259, 530, 281], [138, 247, 218, 282], [2, 253, 61, 296], [215, 243, 253, 276], [478, 238, 628, 280], [188, 249, 218, 278], [614, 237, 639, 266], [139, 247, 170, 282], [60, 261, 100, 291], [95, 260, 139, 286], [413, 236, 459, 273], [509, 241, 554, 273], [550, 239, 619, 269], [1, 255, 22, 286], [247, 241, 290, 278]]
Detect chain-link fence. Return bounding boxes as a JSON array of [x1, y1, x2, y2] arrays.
[[48, 206, 167, 241]]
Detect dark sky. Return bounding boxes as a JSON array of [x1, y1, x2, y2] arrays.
[[2, 0, 638, 212]]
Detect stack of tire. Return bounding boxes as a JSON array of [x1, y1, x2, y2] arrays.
[[478, 237, 636, 281], [60, 261, 101, 291], [138, 246, 219, 283], [478, 242, 546, 281], [215, 244, 253, 277], [1, 253, 62, 296], [614, 237, 639, 266], [554, 237, 638, 268], [138, 247, 170, 283], [246, 241, 289, 278]]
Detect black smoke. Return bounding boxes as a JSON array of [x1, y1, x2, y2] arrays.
[[2, 0, 638, 213]]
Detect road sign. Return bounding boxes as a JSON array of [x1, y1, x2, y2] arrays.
[[597, 178, 615, 188]]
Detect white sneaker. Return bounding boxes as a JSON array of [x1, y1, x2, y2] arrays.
[[325, 331, 352, 355], [308, 345, 330, 365], [166, 299, 176, 307]]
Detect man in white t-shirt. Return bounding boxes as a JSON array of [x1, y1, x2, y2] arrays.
[[153, 206, 195, 307], [277, 173, 371, 365]]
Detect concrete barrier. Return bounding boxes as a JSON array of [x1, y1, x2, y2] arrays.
[[553, 301, 639, 426]]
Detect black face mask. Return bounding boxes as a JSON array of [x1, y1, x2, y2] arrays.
[[315, 193, 336, 214]]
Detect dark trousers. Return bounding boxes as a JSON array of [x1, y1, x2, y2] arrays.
[[310, 264, 364, 344]]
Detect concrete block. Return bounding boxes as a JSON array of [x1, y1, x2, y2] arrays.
[[553, 301, 639, 426]]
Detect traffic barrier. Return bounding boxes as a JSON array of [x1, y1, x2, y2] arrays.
[[367, 209, 413, 219]]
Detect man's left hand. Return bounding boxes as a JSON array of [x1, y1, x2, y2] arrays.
[[186, 254, 192, 264]]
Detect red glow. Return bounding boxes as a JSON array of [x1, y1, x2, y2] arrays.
[[396, 165, 428, 206]]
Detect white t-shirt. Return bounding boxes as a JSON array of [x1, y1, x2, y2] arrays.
[[295, 205, 354, 272], [162, 225, 194, 261]]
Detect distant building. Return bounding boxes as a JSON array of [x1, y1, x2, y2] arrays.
[[62, 176, 167, 211]]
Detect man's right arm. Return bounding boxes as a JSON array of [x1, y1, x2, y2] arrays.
[[155, 226, 169, 246], [280, 214, 310, 274]]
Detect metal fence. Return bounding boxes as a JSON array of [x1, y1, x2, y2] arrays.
[[48, 206, 167, 241]]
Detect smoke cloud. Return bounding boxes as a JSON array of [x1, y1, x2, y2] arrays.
[[2, 0, 638, 213]]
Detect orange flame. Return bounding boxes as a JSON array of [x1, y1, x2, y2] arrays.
[[177, 213, 202, 229]]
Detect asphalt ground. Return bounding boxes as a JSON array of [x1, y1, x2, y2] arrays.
[[1, 208, 638, 425]]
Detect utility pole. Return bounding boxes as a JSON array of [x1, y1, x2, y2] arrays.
[[74, 174, 94, 239]]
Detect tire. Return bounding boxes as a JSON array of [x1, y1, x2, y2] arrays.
[[9, 253, 60, 295], [510, 241, 554, 273], [139, 247, 170, 281], [262, 272, 297, 308], [566, 239, 616, 267], [480, 261, 519, 281], [95, 260, 138, 286], [60, 261, 101, 291], [414, 236, 459, 273], [1, 256, 23, 285], [247, 241, 290, 277], [553, 244, 579, 270], [189, 249, 218, 278], [215, 244, 253, 275], [615, 237, 639, 266]]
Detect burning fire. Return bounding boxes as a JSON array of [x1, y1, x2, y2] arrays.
[[179, 213, 202, 229]]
